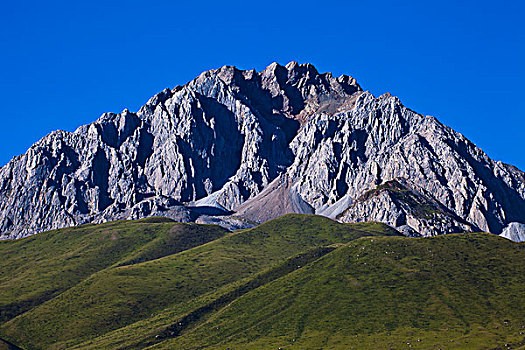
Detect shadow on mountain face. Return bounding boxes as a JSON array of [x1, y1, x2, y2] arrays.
[[186, 206, 233, 221]]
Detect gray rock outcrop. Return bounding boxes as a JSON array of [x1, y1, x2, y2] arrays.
[[1, 62, 524, 239], [499, 222, 525, 242]]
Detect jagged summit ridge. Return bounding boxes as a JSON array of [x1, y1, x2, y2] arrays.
[[0, 62, 524, 239]]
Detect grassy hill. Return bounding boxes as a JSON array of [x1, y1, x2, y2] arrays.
[[157, 233, 525, 349], [0, 214, 524, 349], [0, 217, 228, 348]]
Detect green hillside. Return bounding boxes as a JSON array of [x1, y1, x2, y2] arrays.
[[0, 214, 524, 350], [0, 215, 391, 349], [157, 233, 525, 349], [0, 217, 228, 348]]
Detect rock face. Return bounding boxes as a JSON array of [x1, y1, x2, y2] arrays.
[[1, 62, 524, 239], [499, 222, 525, 242], [337, 179, 476, 237]]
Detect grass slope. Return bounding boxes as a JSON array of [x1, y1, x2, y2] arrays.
[[73, 247, 338, 350], [0, 214, 387, 349], [154, 233, 525, 350], [0, 218, 227, 348], [3, 214, 523, 350]]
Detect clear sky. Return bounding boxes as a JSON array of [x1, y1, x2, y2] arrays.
[[1, 1, 524, 169]]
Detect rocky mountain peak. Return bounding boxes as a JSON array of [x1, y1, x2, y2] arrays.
[[0, 63, 524, 240]]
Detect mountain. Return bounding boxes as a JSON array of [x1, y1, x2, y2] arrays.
[[0, 215, 523, 350], [1, 62, 524, 239]]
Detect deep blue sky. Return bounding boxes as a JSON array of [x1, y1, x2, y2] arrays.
[[1, 1, 524, 169]]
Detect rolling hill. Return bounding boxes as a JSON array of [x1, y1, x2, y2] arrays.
[[0, 215, 524, 349]]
